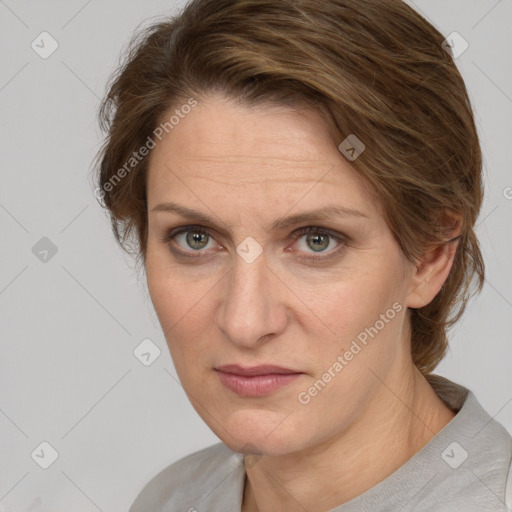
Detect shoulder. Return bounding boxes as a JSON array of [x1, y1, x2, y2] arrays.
[[417, 378, 512, 511], [506, 457, 512, 510], [129, 442, 244, 512]]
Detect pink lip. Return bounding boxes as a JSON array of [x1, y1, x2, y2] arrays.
[[215, 364, 304, 397]]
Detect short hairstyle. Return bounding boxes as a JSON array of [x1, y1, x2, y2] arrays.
[[94, 0, 485, 375]]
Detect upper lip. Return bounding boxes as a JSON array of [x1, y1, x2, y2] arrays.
[[215, 364, 302, 376]]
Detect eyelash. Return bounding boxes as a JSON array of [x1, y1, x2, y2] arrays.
[[159, 224, 347, 262]]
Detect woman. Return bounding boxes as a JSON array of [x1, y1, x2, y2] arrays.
[[94, 0, 512, 510]]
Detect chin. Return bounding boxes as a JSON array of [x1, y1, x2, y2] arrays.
[[212, 409, 308, 457]]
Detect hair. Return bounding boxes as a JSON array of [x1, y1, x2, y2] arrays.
[[93, 0, 485, 376]]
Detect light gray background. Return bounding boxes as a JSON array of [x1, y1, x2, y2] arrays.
[[1, 1, 511, 511]]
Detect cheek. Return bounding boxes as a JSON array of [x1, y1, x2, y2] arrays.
[[146, 243, 206, 327], [145, 259, 217, 367], [293, 266, 409, 395], [301, 263, 405, 343], [293, 279, 407, 427]]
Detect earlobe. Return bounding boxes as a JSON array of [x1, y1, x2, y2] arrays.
[[406, 213, 462, 309]]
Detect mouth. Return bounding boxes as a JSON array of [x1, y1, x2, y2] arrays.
[[214, 364, 304, 397]]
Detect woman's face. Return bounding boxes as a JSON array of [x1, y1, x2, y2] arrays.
[[145, 94, 418, 456]]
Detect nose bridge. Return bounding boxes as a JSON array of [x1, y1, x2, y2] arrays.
[[216, 253, 285, 346]]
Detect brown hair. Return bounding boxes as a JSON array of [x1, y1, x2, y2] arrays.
[[94, 0, 485, 375]]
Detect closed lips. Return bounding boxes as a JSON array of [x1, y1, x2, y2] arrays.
[[215, 365, 303, 376]]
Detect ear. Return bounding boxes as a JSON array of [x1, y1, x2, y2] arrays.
[[406, 212, 462, 309]]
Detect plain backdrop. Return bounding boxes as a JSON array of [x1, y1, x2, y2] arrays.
[[1, 1, 511, 511]]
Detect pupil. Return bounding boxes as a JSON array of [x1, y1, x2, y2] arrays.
[[308, 233, 329, 252], [187, 231, 208, 249]]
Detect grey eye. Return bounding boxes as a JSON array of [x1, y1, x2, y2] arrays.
[[305, 233, 331, 252], [185, 231, 210, 250]]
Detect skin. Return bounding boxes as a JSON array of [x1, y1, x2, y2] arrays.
[[145, 93, 459, 512]]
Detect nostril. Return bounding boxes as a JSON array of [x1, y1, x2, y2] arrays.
[[256, 333, 270, 344]]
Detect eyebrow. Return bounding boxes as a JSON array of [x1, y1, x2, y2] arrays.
[[150, 201, 367, 233]]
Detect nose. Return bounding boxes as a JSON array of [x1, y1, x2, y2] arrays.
[[215, 253, 288, 348]]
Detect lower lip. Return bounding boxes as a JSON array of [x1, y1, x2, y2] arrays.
[[216, 371, 302, 397]]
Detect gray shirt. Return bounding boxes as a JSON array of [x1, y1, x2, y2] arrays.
[[130, 376, 512, 511]]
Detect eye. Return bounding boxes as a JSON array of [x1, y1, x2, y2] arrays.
[[290, 226, 345, 257], [297, 232, 334, 252], [176, 230, 215, 251], [160, 225, 221, 254]]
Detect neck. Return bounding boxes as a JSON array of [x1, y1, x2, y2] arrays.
[[242, 365, 456, 512]]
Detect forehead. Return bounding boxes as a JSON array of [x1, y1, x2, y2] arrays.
[[146, 95, 378, 213]]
